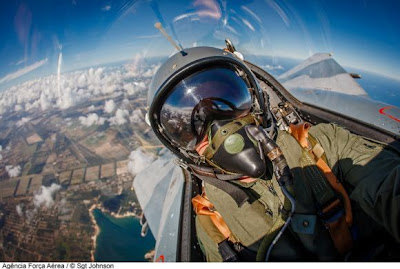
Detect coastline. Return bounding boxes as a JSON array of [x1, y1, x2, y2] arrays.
[[88, 203, 138, 262], [89, 204, 100, 262], [110, 210, 137, 219]]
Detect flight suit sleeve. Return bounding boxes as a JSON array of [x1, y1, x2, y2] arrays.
[[195, 216, 224, 262], [309, 123, 400, 242]]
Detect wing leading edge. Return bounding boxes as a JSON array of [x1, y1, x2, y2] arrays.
[[133, 152, 184, 261], [278, 53, 368, 96]]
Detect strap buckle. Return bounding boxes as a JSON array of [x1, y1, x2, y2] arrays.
[[318, 198, 354, 254], [318, 198, 345, 225], [174, 159, 189, 170], [218, 239, 239, 262]]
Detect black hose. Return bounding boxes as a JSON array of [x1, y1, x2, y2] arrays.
[[245, 125, 296, 261], [265, 186, 296, 261]]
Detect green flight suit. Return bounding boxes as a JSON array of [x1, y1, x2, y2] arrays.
[[195, 123, 400, 261]]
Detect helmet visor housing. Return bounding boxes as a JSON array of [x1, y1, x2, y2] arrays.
[[158, 66, 253, 150]]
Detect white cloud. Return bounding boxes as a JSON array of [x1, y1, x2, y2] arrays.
[[33, 183, 61, 208], [40, 93, 51, 110], [109, 108, 129, 125], [88, 105, 96, 111], [79, 113, 106, 126], [130, 108, 144, 124], [16, 204, 23, 217], [104, 100, 116, 113], [58, 198, 69, 214], [25, 208, 38, 221], [59, 87, 75, 110], [14, 185, 63, 220], [123, 83, 136, 95], [102, 5, 111, 11], [122, 98, 130, 106], [264, 64, 284, 71], [0, 58, 48, 85], [128, 148, 155, 176], [0, 62, 155, 116], [6, 165, 21, 177], [16, 117, 31, 127], [77, 73, 87, 88], [124, 54, 144, 79], [142, 64, 161, 78], [14, 104, 23, 112]]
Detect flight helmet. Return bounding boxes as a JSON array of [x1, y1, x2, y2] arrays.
[[147, 45, 275, 166]]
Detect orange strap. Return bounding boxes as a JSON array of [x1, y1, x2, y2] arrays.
[[290, 123, 312, 149], [290, 123, 354, 254], [192, 194, 231, 239], [315, 158, 353, 226], [290, 123, 353, 226]]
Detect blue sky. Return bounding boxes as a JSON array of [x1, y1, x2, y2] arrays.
[[0, 0, 399, 89]]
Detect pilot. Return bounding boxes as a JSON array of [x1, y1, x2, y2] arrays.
[[146, 44, 400, 261]]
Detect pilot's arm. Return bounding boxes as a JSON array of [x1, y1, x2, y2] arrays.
[[309, 123, 400, 242]]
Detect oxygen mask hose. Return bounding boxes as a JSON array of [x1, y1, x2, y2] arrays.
[[245, 125, 296, 261]]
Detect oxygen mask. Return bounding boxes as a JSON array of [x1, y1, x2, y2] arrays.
[[200, 114, 267, 178]]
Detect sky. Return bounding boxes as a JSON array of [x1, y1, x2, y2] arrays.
[[0, 0, 399, 90]]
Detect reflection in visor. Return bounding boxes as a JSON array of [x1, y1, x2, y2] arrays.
[[159, 67, 252, 150]]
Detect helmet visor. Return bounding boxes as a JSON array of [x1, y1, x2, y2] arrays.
[[159, 66, 253, 150]]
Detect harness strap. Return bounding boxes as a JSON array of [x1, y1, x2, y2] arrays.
[[191, 170, 249, 207], [290, 123, 353, 255], [188, 164, 243, 181], [192, 194, 240, 261], [192, 194, 232, 239]]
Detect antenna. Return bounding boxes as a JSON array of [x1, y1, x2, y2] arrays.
[[155, 22, 184, 52]]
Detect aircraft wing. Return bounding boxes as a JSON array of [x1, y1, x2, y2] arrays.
[[292, 89, 400, 135], [133, 152, 184, 262], [278, 53, 368, 96]]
